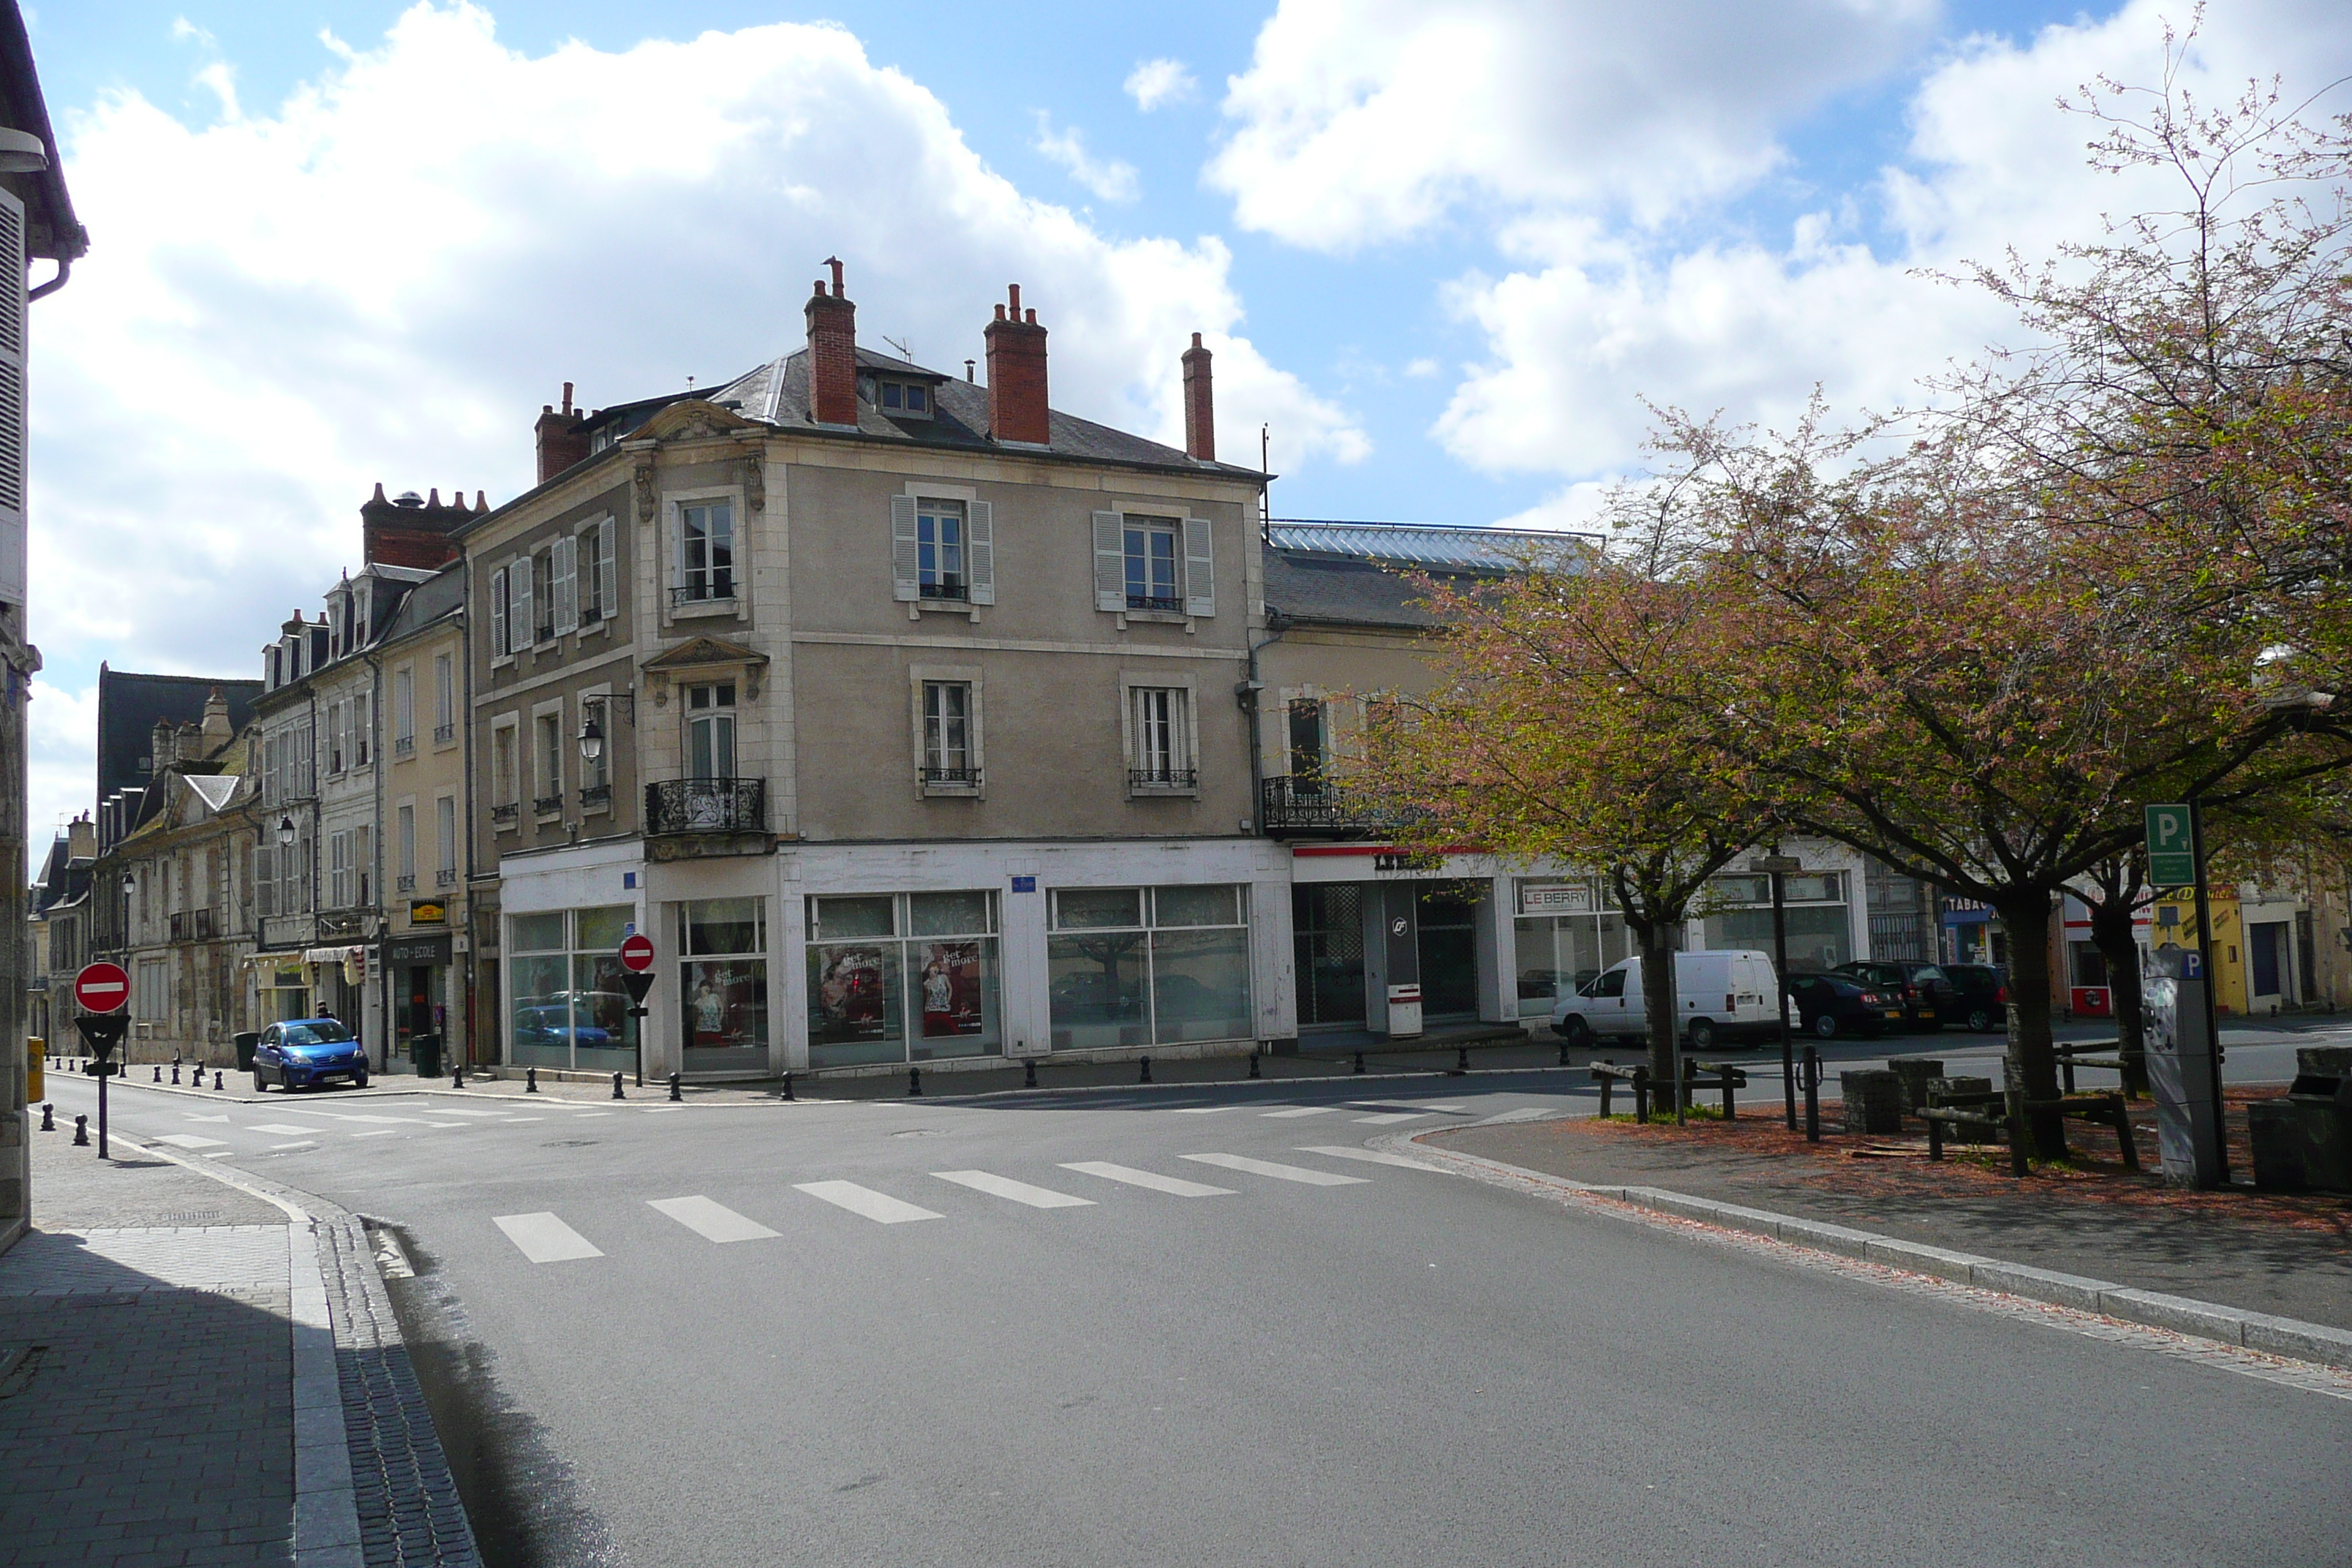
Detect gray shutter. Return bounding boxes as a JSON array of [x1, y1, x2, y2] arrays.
[[553, 535, 578, 635], [1183, 516, 1215, 618], [0, 188, 23, 610], [510, 555, 533, 645], [1093, 511, 1126, 612], [597, 518, 618, 619], [890, 495, 920, 601], [489, 566, 508, 656], [966, 500, 995, 606]]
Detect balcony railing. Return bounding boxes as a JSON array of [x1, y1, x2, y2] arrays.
[[646, 777, 766, 837], [490, 802, 519, 828], [920, 766, 981, 789], [671, 583, 737, 609], [433, 722, 456, 744], [393, 734, 415, 755], [1259, 774, 1392, 839], [1126, 593, 1183, 613], [1128, 767, 1198, 793], [532, 792, 564, 815], [396, 874, 416, 892], [435, 869, 458, 888], [579, 783, 612, 810]]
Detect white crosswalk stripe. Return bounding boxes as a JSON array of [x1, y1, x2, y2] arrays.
[[1060, 1161, 1234, 1197], [794, 1181, 943, 1225], [1477, 1107, 1564, 1125], [1166, 1106, 1234, 1114], [1350, 1112, 1428, 1125], [1296, 1145, 1449, 1172], [154, 1134, 225, 1150], [1260, 1107, 1338, 1119], [1183, 1153, 1369, 1187], [249, 1123, 327, 1137], [648, 1196, 779, 1243], [932, 1170, 1096, 1209], [494, 1212, 603, 1263]]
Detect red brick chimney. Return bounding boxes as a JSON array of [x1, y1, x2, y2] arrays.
[[535, 381, 589, 484], [985, 283, 1050, 446], [805, 257, 859, 426], [1182, 333, 1215, 461], [361, 481, 470, 570]]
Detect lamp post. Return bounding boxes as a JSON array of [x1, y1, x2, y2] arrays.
[[1756, 851, 1804, 1131]]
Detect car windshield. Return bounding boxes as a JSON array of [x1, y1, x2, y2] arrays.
[[282, 1022, 352, 1046]]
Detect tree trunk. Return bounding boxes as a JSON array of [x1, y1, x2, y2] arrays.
[[2087, 896, 2149, 1095], [1635, 925, 1681, 1117], [1994, 887, 2067, 1160]]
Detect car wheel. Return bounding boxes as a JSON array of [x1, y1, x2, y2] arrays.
[[1558, 1017, 1594, 1049], [353, 1068, 369, 1090], [253, 1069, 267, 1093], [1687, 1018, 1718, 1051], [1812, 1013, 1839, 1040], [1967, 1006, 1993, 1033]]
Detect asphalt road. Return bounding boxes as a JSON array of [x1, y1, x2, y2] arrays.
[[38, 1040, 2352, 1568]]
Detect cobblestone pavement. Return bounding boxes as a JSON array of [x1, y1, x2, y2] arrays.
[[0, 1125, 478, 1568]]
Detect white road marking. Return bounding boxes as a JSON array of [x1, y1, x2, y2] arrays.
[[351, 1129, 399, 1139], [421, 1108, 512, 1118], [793, 1181, 943, 1225], [648, 1196, 779, 1244], [1166, 1106, 1235, 1114], [323, 1114, 431, 1126], [270, 1141, 319, 1152], [183, 1114, 230, 1123], [1478, 1107, 1565, 1126], [1260, 1107, 1338, 1119], [250, 1123, 327, 1137], [423, 1122, 469, 1130], [494, 1212, 604, 1263], [932, 1170, 1095, 1209], [1297, 1145, 1450, 1172], [501, 1117, 543, 1123], [1183, 1153, 1370, 1187], [1351, 1112, 1428, 1125], [572, 1112, 613, 1119], [1060, 1161, 1234, 1198], [154, 1134, 226, 1150]]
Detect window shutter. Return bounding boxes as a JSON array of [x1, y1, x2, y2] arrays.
[[255, 845, 275, 918], [510, 555, 533, 646], [0, 189, 24, 611], [489, 567, 508, 656], [967, 500, 995, 606], [597, 518, 617, 619], [554, 535, 578, 635], [1183, 516, 1215, 617], [889, 495, 920, 601], [1093, 511, 1125, 612]]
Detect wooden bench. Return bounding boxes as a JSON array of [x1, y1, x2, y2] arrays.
[[1591, 1060, 1651, 1120], [1591, 1059, 1749, 1121], [2054, 1041, 2135, 1098], [1921, 1088, 2138, 1175], [1682, 1058, 1748, 1121]]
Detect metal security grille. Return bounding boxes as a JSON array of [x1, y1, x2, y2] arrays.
[[1869, 911, 1926, 962]]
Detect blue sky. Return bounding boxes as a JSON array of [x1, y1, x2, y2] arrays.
[[18, 0, 2352, 845]]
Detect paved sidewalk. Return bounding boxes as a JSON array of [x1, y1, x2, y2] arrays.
[[0, 1119, 479, 1568]]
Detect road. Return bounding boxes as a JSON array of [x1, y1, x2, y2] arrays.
[[37, 1041, 2352, 1568]]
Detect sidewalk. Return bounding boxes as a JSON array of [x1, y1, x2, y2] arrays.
[[1433, 1097, 2352, 1335], [0, 1113, 479, 1567]]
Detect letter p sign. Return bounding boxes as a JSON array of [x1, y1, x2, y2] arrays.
[[2145, 803, 2195, 887]]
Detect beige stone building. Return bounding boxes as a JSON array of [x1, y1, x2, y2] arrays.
[[374, 566, 471, 1063]]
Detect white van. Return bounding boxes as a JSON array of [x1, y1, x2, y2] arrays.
[[1549, 951, 1781, 1049]]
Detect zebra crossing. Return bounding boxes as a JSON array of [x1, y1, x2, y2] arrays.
[[491, 1142, 1450, 1264]]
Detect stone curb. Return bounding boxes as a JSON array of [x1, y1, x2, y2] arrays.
[[106, 1134, 481, 1564], [1391, 1124, 2352, 1373]]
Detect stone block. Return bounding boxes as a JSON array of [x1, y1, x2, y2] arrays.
[[1839, 1068, 1904, 1135]]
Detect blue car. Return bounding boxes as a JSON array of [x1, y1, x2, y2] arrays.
[[254, 1018, 371, 1093]]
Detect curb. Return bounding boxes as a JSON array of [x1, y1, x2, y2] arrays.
[[1393, 1123, 2352, 1374]]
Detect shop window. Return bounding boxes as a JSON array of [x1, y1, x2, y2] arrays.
[[681, 898, 769, 1067], [807, 891, 1000, 1068], [1293, 884, 1366, 1028], [1047, 884, 1251, 1050], [508, 906, 638, 1071], [1512, 880, 1633, 1018]]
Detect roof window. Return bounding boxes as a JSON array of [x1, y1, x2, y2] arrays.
[[870, 378, 931, 419]]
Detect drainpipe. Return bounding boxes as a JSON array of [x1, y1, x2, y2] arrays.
[[1243, 610, 1289, 835]]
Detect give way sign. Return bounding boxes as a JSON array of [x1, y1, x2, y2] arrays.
[[73, 960, 132, 1014]]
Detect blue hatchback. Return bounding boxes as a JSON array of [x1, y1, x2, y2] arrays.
[[253, 1019, 371, 1093]]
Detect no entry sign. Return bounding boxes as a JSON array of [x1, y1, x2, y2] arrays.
[[73, 960, 131, 1014], [618, 932, 656, 973]]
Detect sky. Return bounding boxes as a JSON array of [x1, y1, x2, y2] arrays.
[[18, 0, 2352, 860]]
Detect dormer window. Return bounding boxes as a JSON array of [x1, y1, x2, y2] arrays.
[[876, 380, 930, 418]]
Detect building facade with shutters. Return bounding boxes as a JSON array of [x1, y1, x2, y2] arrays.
[[467, 268, 1284, 1081]]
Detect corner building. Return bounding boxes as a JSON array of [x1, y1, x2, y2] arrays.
[[467, 269, 1284, 1080]]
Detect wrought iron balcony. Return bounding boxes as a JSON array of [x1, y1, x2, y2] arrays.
[[1128, 767, 1199, 793], [671, 582, 737, 608], [921, 766, 981, 789], [1259, 774, 1391, 839], [433, 723, 456, 744], [396, 874, 416, 892], [435, 869, 458, 888], [490, 802, 519, 828], [532, 792, 563, 815], [645, 777, 768, 854], [393, 734, 415, 755], [579, 783, 612, 810]]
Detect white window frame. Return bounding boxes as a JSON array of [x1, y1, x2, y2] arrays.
[[396, 798, 416, 889], [353, 690, 372, 768], [891, 482, 991, 615], [683, 681, 738, 781], [326, 700, 346, 775], [433, 652, 456, 745], [908, 663, 984, 798], [393, 664, 415, 755], [489, 715, 521, 830], [531, 699, 565, 817], [489, 565, 511, 663], [576, 515, 617, 630], [1120, 670, 1202, 797], [434, 791, 459, 885], [1094, 507, 1214, 622], [668, 486, 744, 619]]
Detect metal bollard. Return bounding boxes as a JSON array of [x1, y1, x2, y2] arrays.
[[1558, 1037, 1571, 1066], [525, 1067, 539, 1093], [452, 1065, 466, 1089], [908, 1066, 923, 1097], [611, 1072, 625, 1101], [781, 1071, 795, 1101], [214, 1071, 224, 1090], [73, 1114, 88, 1147], [1023, 1059, 1037, 1089], [1352, 1052, 1365, 1074], [40, 1102, 54, 1132], [1802, 1047, 1821, 1143], [170, 1064, 181, 1085], [668, 1071, 682, 1103], [1139, 1056, 1153, 1085], [1248, 1049, 1262, 1080], [1449, 1045, 1469, 1077], [153, 1065, 162, 1082]]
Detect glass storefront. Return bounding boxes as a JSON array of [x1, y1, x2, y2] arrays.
[[1047, 885, 1251, 1050], [682, 898, 769, 1072], [508, 905, 638, 1071], [1512, 880, 1633, 1017], [1700, 871, 1853, 972], [807, 891, 1000, 1068]]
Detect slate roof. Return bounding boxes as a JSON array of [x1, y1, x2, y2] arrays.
[[1262, 547, 1452, 631], [377, 562, 462, 644], [95, 668, 262, 813], [1269, 520, 1595, 570], [1262, 521, 1592, 632]]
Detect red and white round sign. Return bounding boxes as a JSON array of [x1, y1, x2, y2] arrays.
[[73, 960, 132, 1014], [618, 933, 657, 973]]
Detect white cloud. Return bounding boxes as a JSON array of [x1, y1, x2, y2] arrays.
[[1125, 57, 1197, 112], [1031, 112, 1139, 203], [28, 2, 1365, 845], [1210, 0, 1939, 252]]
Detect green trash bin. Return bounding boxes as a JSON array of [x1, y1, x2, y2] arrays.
[[412, 1033, 442, 1079]]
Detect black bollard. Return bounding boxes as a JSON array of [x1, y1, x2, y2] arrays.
[[611, 1072, 625, 1101], [1139, 1056, 1153, 1085], [214, 1071, 224, 1090], [1248, 1050, 1262, 1080], [40, 1102, 54, 1132], [668, 1071, 682, 1103], [781, 1071, 795, 1101], [1802, 1046, 1821, 1144], [1457, 1045, 1471, 1074], [525, 1066, 539, 1093], [451, 1064, 465, 1088], [1353, 1052, 1365, 1074], [908, 1066, 924, 1097], [1558, 1037, 1571, 1066], [170, 1064, 180, 1085], [153, 1065, 162, 1083], [1023, 1060, 1037, 1089], [73, 1114, 88, 1147]]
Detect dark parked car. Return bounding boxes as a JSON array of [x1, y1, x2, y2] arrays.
[[1833, 961, 1959, 1030], [1942, 963, 2011, 1032], [252, 1018, 369, 1093], [513, 1004, 614, 1053], [1784, 973, 1903, 1039]]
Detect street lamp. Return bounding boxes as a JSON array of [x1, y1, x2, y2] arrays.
[[276, 815, 296, 848], [578, 713, 603, 764], [1754, 850, 1804, 1131]]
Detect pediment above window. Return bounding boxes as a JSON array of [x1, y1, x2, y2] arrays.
[[643, 634, 769, 704], [640, 399, 761, 445]]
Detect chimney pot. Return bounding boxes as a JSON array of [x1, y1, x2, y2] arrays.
[[826, 255, 845, 296], [984, 286, 1050, 445], [1182, 332, 1215, 462], [804, 260, 859, 426], [535, 386, 592, 484], [562, 381, 574, 416]]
